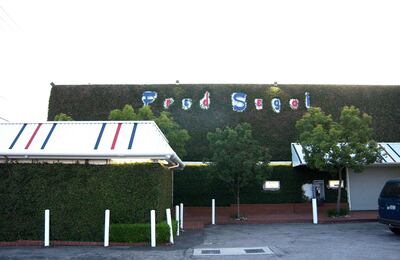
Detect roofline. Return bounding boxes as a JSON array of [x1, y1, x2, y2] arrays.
[[182, 161, 292, 167], [291, 142, 400, 167], [0, 154, 185, 169], [50, 83, 400, 87], [0, 121, 159, 125]]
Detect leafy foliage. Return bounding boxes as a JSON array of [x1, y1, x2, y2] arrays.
[[108, 105, 190, 158], [54, 113, 73, 121], [110, 221, 177, 243], [326, 208, 349, 217], [296, 106, 381, 172], [0, 163, 172, 242], [109, 104, 138, 120], [296, 106, 381, 214], [207, 123, 270, 217], [154, 112, 190, 158]]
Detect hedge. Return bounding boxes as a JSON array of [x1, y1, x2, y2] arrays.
[[173, 166, 347, 206], [48, 84, 400, 161], [0, 163, 172, 242], [110, 221, 177, 243]]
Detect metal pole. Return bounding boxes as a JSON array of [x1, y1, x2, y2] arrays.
[[212, 199, 215, 225], [44, 209, 50, 247], [166, 208, 174, 244], [175, 205, 180, 236], [312, 198, 318, 224], [104, 209, 110, 247], [151, 210, 156, 247], [180, 203, 184, 230]]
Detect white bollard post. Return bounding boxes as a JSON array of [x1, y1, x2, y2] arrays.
[[151, 210, 156, 247], [312, 198, 318, 224], [104, 209, 110, 247], [166, 208, 174, 244], [44, 209, 50, 247], [180, 203, 184, 230], [175, 205, 180, 236], [212, 199, 215, 225]]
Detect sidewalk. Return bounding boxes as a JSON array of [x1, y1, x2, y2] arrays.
[[183, 203, 378, 229]]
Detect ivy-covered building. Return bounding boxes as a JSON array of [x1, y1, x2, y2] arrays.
[[47, 83, 400, 209]]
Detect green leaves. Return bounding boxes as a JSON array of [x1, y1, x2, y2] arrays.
[[108, 104, 139, 120], [110, 221, 177, 243], [296, 106, 381, 172], [54, 113, 73, 121], [207, 123, 271, 191], [108, 105, 190, 158]]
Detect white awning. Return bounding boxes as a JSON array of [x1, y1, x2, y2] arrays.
[[0, 121, 184, 169], [291, 142, 400, 167]]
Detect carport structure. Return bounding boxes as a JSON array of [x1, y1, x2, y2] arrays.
[[291, 142, 400, 210], [0, 121, 184, 168]]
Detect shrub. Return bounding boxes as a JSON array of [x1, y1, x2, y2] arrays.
[[327, 208, 349, 217], [110, 221, 177, 243], [0, 163, 172, 242]]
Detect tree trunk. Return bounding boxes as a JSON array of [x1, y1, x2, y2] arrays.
[[236, 179, 240, 219], [336, 167, 344, 217]]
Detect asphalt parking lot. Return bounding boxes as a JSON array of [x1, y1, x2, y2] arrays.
[[0, 222, 399, 259]]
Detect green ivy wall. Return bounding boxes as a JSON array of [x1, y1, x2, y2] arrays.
[[173, 166, 347, 206], [48, 84, 400, 161]]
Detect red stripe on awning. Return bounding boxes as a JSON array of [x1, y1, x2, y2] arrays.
[[111, 123, 122, 150], [25, 123, 42, 149]]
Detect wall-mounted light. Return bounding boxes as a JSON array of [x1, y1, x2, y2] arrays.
[[263, 181, 280, 191], [328, 180, 344, 189]]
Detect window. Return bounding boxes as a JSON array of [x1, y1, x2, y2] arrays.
[[263, 181, 280, 191], [380, 182, 400, 198], [328, 180, 344, 189]]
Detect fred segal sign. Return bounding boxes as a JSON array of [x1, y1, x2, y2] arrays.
[[141, 91, 311, 112]]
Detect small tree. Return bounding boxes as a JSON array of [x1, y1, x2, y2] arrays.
[[155, 112, 190, 158], [207, 123, 270, 219], [54, 113, 73, 121], [108, 105, 190, 158], [296, 106, 381, 215], [109, 104, 138, 120]]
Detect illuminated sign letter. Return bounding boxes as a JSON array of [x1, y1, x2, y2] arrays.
[[255, 98, 263, 110], [305, 92, 311, 109], [142, 91, 157, 106], [163, 98, 174, 109], [231, 92, 247, 112], [271, 98, 281, 113], [182, 98, 192, 110], [200, 91, 210, 110], [289, 99, 299, 110]]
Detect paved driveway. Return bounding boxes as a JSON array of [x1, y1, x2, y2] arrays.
[[0, 222, 399, 259]]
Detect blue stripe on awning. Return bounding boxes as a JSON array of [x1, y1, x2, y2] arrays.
[[94, 123, 107, 150], [128, 123, 138, 150], [378, 144, 390, 162], [387, 144, 400, 162], [41, 123, 57, 149], [9, 123, 27, 149]]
